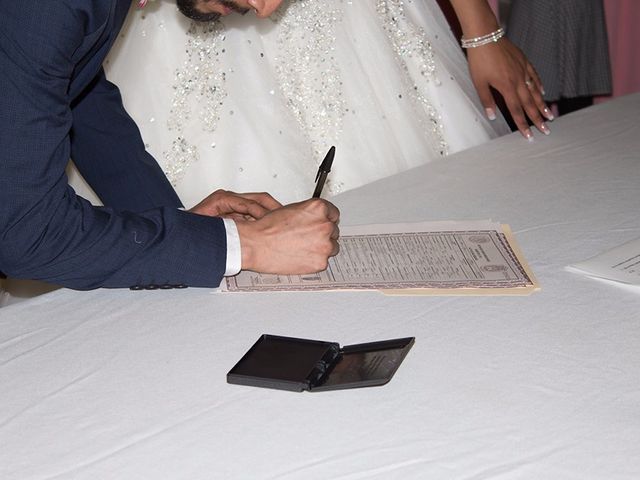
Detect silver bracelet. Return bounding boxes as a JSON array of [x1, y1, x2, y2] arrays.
[[461, 27, 505, 48]]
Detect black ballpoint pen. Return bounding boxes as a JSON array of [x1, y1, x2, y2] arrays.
[[312, 146, 335, 198]]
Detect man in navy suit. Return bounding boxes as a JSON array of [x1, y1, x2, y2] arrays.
[[0, 0, 339, 290]]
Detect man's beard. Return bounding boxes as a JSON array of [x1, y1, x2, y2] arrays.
[[176, 0, 250, 22]]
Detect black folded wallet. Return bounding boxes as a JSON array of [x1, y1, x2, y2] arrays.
[[227, 334, 414, 392]]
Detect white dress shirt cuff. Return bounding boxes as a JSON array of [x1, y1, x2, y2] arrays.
[[223, 218, 242, 276]]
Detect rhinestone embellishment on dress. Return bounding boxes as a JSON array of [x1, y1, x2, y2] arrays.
[[164, 21, 228, 185]]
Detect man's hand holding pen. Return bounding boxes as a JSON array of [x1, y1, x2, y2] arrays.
[[236, 199, 340, 274], [191, 147, 340, 275], [237, 146, 339, 274]]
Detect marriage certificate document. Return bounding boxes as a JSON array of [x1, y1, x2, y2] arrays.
[[224, 221, 539, 295]]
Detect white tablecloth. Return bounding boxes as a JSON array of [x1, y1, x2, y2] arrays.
[[2, 95, 639, 479]]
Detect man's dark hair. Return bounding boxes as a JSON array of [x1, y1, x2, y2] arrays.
[[176, 0, 222, 22]]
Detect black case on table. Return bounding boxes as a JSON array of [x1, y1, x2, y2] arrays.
[[227, 334, 414, 392]]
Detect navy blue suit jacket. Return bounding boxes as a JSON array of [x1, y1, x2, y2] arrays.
[[0, 0, 227, 289]]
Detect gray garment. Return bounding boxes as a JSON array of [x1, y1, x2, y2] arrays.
[[506, 0, 612, 102]]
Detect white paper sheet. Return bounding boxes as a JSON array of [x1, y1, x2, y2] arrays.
[[567, 237, 640, 289]]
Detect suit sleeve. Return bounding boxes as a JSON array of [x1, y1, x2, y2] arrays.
[[70, 68, 183, 212], [0, 3, 227, 289]]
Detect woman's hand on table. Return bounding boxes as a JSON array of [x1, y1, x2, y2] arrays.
[[467, 38, 554, 140]]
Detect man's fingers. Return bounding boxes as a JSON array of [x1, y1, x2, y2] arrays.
[[323, 201, 340, 224], [300, 198, 340, 224], [330, 239, 340, 257], [237, 192, 282, 211], [330, 224, 340, 240], [232, 198, 271, 220], [202, 190, 280, 219]]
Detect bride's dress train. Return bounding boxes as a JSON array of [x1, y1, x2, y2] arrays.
[[100, 0, 510, 207]]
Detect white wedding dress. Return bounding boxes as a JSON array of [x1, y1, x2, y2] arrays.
[[102, 0, 510, 207]]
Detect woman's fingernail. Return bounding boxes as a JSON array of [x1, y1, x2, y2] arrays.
[[524, 129, 534, 142], [485, 108, 496, 121], [543, 107, 555, 121], [540, 122, 551, 135]]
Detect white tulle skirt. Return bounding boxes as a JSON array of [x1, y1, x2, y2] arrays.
[[101, 0, 510, 207]]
